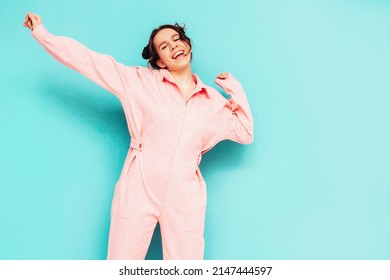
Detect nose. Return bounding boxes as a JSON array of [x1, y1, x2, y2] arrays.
[[170, 42, 177, 50]]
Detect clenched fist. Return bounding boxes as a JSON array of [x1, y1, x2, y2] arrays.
[[23, 12, 42, 31]]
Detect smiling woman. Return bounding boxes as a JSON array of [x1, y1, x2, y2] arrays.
[[142, 23, 193, 71], [154, 29, 191, 68], [23, 11, 253, 260], [144, 25, 195, 100]]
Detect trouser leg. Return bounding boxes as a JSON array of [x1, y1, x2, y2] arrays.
[[107, 214, 157, 260], [159, 226, 205, 260], [107, 152, 161, 260], [159, 173, 207, 260]]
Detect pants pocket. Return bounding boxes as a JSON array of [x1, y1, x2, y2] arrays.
[[111, 151, 138, 217]]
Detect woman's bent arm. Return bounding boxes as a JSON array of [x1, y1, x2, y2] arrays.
[[215, 74, 254, 144]]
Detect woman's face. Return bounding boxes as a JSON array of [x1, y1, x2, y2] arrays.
[[153, 28, 191, 71]]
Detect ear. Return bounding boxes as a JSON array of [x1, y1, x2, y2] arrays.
[[156, 59, 167, 69]]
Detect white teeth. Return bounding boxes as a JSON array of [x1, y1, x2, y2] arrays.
[[173, 50, 184, 59]]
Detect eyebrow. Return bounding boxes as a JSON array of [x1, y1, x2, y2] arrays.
[[158, 34, 180, 49]]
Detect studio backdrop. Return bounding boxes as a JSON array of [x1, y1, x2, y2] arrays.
[[1, 0, 390, 259]]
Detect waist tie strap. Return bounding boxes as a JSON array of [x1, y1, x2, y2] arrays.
[[130, 138, 143, 151]]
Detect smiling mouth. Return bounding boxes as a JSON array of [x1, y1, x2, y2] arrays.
[[172, 50, 185, 59]]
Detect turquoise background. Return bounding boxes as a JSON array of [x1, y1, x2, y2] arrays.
[[1, 0, 390, 259]]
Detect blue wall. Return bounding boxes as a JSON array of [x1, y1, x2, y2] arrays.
[[1, 0, 390, 259]]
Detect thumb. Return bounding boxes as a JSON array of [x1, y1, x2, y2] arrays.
[[28, 12, 38, 24]]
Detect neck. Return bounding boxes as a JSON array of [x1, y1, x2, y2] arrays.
[[169, 65, 194, 86]]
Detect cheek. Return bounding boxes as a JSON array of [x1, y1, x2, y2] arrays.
[[157, 50, 169, 63]]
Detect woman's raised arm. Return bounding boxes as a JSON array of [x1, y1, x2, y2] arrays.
[[23, 12, 132, 98]]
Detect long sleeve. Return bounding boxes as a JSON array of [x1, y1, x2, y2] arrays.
[[202, 74, 254, 154], [31, 24, 131, 98]]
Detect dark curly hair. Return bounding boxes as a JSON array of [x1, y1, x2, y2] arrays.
[[142, 23, 192, 69]]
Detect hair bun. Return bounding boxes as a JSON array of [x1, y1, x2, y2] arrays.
[[142, 46, 151, 59]]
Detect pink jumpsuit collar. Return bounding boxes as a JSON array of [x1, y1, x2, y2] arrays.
[[160, 69, 208, 95]]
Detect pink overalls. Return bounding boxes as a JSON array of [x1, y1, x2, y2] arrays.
[[32, 25, 254, 260]]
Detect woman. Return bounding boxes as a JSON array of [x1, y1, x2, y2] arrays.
[[23, 12, 253, 260]]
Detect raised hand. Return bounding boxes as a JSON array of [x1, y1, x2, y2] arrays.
[[216, 72, 229, 80], [23, 12, 42, 31]]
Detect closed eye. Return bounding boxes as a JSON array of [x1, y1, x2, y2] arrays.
[[158, 34, 181, 50]]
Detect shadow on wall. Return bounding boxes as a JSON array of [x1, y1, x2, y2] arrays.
[[43, 81, 128, 139], [42, 80, 246, 260]]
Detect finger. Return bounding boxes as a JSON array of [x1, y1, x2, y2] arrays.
[[26, 19, 33, 30], [27, 12, 37, 24], [23, 15, 29, 26], [217, 73, 228, 79], [30, 13, 42, 27], [26, 14, 33, 26], [30, 14, 37, 25], [31, 13, 40, 21]]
